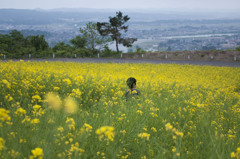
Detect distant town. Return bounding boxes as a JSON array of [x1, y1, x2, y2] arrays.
[[0, 9, 240, 52]]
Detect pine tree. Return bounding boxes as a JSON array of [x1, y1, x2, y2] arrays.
[[97, 11, 137, 53]]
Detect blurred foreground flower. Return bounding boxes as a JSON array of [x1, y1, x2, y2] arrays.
[[45, 92, 62, 111], [64, 97, 78, 114]]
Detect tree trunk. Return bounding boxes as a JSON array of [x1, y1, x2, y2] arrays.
[[116, 39, 119, 53]]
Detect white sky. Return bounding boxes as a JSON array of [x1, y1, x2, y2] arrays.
[[1, 0, 240, 10]]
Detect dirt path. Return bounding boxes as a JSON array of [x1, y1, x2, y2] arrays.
[[25, 58, 240, 67]]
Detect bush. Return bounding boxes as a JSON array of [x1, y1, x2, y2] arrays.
[[73, 48, 93, 58], [235, 47, 240, 51], [101, 46, 117, 57], [136, 48, 146, 54]]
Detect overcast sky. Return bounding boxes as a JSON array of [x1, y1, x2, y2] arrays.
[[1, 0, 240, 11]]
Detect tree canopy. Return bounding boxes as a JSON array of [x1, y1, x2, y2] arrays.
[[79, 22, 111, 51], [0, 30, 49, 58], [97, 11, 137, 53]]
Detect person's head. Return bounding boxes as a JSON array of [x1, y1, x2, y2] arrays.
[[126, 77, 137, 89]]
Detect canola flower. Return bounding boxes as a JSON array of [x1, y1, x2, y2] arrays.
[[32, 95, 42, 103], [96, 126, 115, 141], [68, 143, 85, 157], [31, 118, 40, 124], [32, 105, 45, 117], [138, 133, 150, 140], [15, 107, 26, 116], [2, 79, 11, 89], [0, 61, 239, 158], [0, 137, 5, 151], [71, 89, 82, 98], [136, 110, 143, 115], [30, 147, 43, 159], [5, 94, 13, 102], [0, 108, 11, 125], [151, 127, 157, 133], [63, 78, 71, 85], [53, 87, 60, 91], [120, 130, 127, 134], [80, 123, 93, 133], [231, 147, 240, 158], [66, 117, 76, 131], [57, 126, 64, 133], [165, 123, 173, 131]]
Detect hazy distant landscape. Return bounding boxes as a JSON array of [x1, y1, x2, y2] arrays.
[[0, 8, 240, 52]]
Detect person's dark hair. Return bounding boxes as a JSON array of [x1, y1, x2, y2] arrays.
[[126, 77, 136, 89]]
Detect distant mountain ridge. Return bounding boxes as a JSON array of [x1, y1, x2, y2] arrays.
[[1, 8, 240, 26]]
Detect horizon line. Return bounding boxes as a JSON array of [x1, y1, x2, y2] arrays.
[[1, 7, 240, 13]]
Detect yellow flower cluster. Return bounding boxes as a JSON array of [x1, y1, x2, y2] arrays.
[[96, 126, 115, 141], [136, 110, 143, 115], [63, 78, 71, 85], [138, 132, 150, 140], [5, 94, 13, 102], [165, 123, 184, 138], [71, 89, 82, 98], [165, 123, 173, 131], [231, 147, 240, 158], [15, 107, 26, 116], [2, 79, 11, 89], [80, 123, 93, 133], [0, 137, 5, 151], [30, 147, 43, 159], [32, 105, 45, 117], [68, 143, 85, 157], [0, 108, 11, 126], [31, 118, 40, 124], [32, 95, 42, 103], [66, 117, 75, 131]]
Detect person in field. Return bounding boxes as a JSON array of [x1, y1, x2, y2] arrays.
[[125, 77, 140, 100]]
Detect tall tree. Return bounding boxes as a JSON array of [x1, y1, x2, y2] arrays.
[[79, 22, 111, 50], [97, 11, 137, 53]]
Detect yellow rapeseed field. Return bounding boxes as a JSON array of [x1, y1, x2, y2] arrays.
[[0, 60, 240, 158]]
